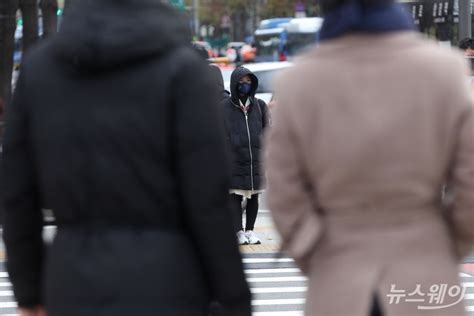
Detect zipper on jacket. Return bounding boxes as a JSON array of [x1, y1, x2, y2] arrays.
[[244, 112, 254, 191]]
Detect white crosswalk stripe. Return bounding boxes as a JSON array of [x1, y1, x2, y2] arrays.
[[0, 302, 17, 308], [248, 276, 307, 282], [245, 268, 301, 274], [0, 256, 473, 316], [243, 258, 294, 264], [253, 312, 303, 316], [251, 287, 306, 294]]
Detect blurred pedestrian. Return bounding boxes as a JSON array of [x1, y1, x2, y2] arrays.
[[459, 37, 474, 57], [193, 43, 230, 102], [193, 42, 211, 60], [241, 44, 256, 63], [266, 0, 474, 316], [1, 1, 251, 316], [227, 46, 242, 66], [210, 64, 231, 102], [222, 67, 270, 245]]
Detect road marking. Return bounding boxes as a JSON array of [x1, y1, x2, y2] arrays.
[[247, 276, 307, 283], [251, 287, 307, 293], [252, 298, 305, 306], [0, 251, 472, 315], [0, 302, 16, 308], [465, 294, 474, 300], [253, 312, 303, 316], [245, 268, 301, 274], [243, 258, 294, 264]]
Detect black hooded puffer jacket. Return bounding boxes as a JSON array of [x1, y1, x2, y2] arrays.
[[221, 67, 270, 191], [1, 1, 251, 316]]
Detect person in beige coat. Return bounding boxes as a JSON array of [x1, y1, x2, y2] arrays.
[[265, 0, 474, 315]]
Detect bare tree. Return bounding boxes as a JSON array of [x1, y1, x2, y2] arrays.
[[0, 0, 19, 113], [229, 0, 251, 41], [40, 0, 58, 37], [19, 0, 39, 52]]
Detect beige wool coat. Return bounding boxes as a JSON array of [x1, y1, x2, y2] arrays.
[[265, 32, 474, 316]]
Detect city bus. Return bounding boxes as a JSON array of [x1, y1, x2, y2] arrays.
[[254, 1, 462, 61], [254, 17, 324, 62]]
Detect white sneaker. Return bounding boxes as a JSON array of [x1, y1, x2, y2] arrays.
[[237, 230, 249, 245], [245, 230, 261, 245]]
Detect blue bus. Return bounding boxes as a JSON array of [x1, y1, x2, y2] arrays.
[[254, 17, 324, 62]]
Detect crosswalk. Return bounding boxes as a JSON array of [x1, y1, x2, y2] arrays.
[[0, 263, 17, 316], [243, 253, 474, 316], [244, 254, 306, 315], [0, 255, 472, 316]]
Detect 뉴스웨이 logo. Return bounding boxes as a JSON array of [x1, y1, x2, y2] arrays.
[[387, 283, 466, 310]]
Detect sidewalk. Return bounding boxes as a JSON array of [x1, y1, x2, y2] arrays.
[[0, 211, 281, 261], [239, 209, 282, 254], [1, 209, 473, 262], [238, 209, 474, 267]]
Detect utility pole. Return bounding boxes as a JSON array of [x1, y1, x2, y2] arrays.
[[459, 0, 472, 39], [193, 0, 199, 38]]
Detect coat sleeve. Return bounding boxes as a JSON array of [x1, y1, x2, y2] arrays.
[[2, 69, 44, 308], [219, 98, 231, 142], [264, 85, 323, 274], [171, 53, 251, 316], [448, 97, 474, 260], [258, 99, 271, 129]]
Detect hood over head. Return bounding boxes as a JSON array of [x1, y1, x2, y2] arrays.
[[230, 66, 258, 103], [53, 0, 190, 71]]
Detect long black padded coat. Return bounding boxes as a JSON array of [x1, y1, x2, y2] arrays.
[[1, 1, 251, 315], [221, 67, 270, 191]]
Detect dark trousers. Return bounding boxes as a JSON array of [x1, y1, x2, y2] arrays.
[[230, 194, 259, 232]]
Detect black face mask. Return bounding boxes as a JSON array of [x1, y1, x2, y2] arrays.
[[238, 82, 252, 95]]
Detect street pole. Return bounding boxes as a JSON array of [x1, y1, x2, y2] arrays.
[[193, 0, 199, 38], [459, 0, 472, 39]]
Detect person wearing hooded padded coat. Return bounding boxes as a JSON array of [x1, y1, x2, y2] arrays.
[[221, 67, 270, 245], [1, 1, 251, 316]]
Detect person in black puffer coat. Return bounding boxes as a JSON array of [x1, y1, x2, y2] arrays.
[[1, 1, 251, 316], [221, 66, 270, 245]]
